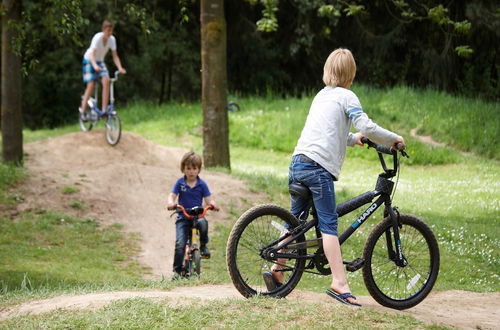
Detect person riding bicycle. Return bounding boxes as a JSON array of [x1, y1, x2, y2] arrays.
[[266, 48, 404, 307], [79, 19, 126, 120], [167, 151, 219, 278]]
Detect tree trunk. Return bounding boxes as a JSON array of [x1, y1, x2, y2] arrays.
[[1, 0, 23, 165], [200, 0, 230, 168]]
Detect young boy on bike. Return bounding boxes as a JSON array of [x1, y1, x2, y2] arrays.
[[167, 151, 219, 277], [267, 48, 404, 306], [79, 19, 126, 119]]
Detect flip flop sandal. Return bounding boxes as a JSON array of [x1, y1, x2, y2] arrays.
[[326, 289, 362, 307], [262, 272, 282, 291]]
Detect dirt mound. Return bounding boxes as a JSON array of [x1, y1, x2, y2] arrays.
[[18, 130, 265, 277]]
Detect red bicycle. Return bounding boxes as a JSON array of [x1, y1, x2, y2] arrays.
[[173, 205, 214, 277]]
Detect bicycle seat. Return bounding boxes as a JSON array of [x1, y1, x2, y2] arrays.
[[289, 182, 311, 199]]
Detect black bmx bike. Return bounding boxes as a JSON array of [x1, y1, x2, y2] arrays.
[[226, 138, 440, 310], [174, 204, 214, 277]]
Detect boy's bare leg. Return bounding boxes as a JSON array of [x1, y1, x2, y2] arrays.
[[101, 76, 110, 112], [80, 81, 95, 113], [322, 233, 359, 305], [270, 235, 294, 283]]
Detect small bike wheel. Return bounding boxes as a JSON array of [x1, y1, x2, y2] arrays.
[[227, 101, 240, 112], [79, 112, 94, 132], [226, 204, 306, 298], [105, 114, 121, 146], [362, 214, 440, 310], [182, 258, 192, 277], [193, 250, 201, 275]]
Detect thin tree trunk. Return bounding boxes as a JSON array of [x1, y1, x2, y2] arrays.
[[200, 0, 230, 168], [1, 0, 23, 165], [159, 66, 166, 105]]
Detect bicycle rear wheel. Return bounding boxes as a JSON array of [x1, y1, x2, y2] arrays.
[[362, 214, 440, 310], [226, 204, 306, 298], [105, 114, 121, 145], [79, 112, 94, 132], [193, 250, 201, 275]]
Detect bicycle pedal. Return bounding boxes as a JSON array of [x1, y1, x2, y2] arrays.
[[346, 258, 365, 272]]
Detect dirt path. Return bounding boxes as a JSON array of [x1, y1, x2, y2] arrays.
[[1, 285, 498, 329], [17, 131, 264, 278], [6, 131, 499, 329]]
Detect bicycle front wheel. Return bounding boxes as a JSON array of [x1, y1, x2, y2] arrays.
[[226, 204, 306, 298], [193, 250, 201, 275], [105, 114, 121, 145], [362, 214, 440, 310]]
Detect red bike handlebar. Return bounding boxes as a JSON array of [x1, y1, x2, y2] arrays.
[[175, 204, 214, 219]]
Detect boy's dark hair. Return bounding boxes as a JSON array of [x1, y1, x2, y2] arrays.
[[180, 151, 202, 172], [102, 19, 114, 30]]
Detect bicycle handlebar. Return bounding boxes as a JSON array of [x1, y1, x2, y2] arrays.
[[175, 204, 215, 220], [360, 137, 409, 158]]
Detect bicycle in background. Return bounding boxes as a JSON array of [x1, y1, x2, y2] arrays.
[[173, 204, 215, 277], [79, 70, 122, 146]]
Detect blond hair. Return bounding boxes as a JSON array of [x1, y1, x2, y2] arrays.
[[180, 151, 202, 172], [322, 48, 356, 88]]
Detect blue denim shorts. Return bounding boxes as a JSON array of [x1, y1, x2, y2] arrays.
[[82, 59, 108, 83], [289, 154, 338, 236]]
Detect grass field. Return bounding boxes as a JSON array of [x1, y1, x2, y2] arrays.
[[1, 85, 498, 327]]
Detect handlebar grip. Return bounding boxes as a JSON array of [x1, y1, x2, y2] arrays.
[[376, 145, 393, 155], [361, 137, 393, 155]]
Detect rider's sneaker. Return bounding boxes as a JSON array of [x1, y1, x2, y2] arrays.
[[200, 245, 211, 259], [79, 108, 88, 121]]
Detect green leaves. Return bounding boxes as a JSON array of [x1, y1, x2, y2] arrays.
[[455, 45, 474, 58], [253, 0, 279, 32], [124, 3, 152, 35]]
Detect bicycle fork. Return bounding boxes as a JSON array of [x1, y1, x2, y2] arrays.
[[385, 204, 408, 267]]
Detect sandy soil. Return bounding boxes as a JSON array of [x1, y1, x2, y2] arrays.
[[3, 130, 498, 329]]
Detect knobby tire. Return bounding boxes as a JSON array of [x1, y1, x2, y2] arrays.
[[362, 214, 440, 310], [226, 204, 306, 298]]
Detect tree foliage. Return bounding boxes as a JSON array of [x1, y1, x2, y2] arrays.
[[5, 0, 497, 129]]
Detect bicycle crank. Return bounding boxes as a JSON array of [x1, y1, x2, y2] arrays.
[[345, 258, 365, 272]]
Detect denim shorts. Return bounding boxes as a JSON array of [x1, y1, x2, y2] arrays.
[[82, 59, 108, 83], [289, 154, 338, 236]]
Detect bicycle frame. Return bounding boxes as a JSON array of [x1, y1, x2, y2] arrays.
[[184, 221, 200, 260], [88, 71, 120, 117], [261, 143, 409, 271], [175, 205, 213, 269]]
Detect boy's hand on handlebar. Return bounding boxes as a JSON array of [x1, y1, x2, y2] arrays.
[[118, 68, 126, 74], [209, 203, 220, 212], [354, 133, 364, 146], [393, 137, 405, 151], [167, 203, 177, 210]]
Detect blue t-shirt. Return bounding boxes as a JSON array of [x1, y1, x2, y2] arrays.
[[171, 176, 211, 209]]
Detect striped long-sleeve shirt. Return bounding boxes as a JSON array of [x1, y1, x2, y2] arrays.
[[293, 86, 400, 179]]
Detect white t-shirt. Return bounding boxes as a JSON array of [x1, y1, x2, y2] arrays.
[[83, 32, 117, 62], [293, 86, 399, 179]]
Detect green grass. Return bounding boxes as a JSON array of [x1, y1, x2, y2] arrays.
[[60, 186, 79, 194], [0, 164, 25, 204], [0, 211, 154, 304], [353, 85, 500, 159], [0, 297, 440, 329]]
